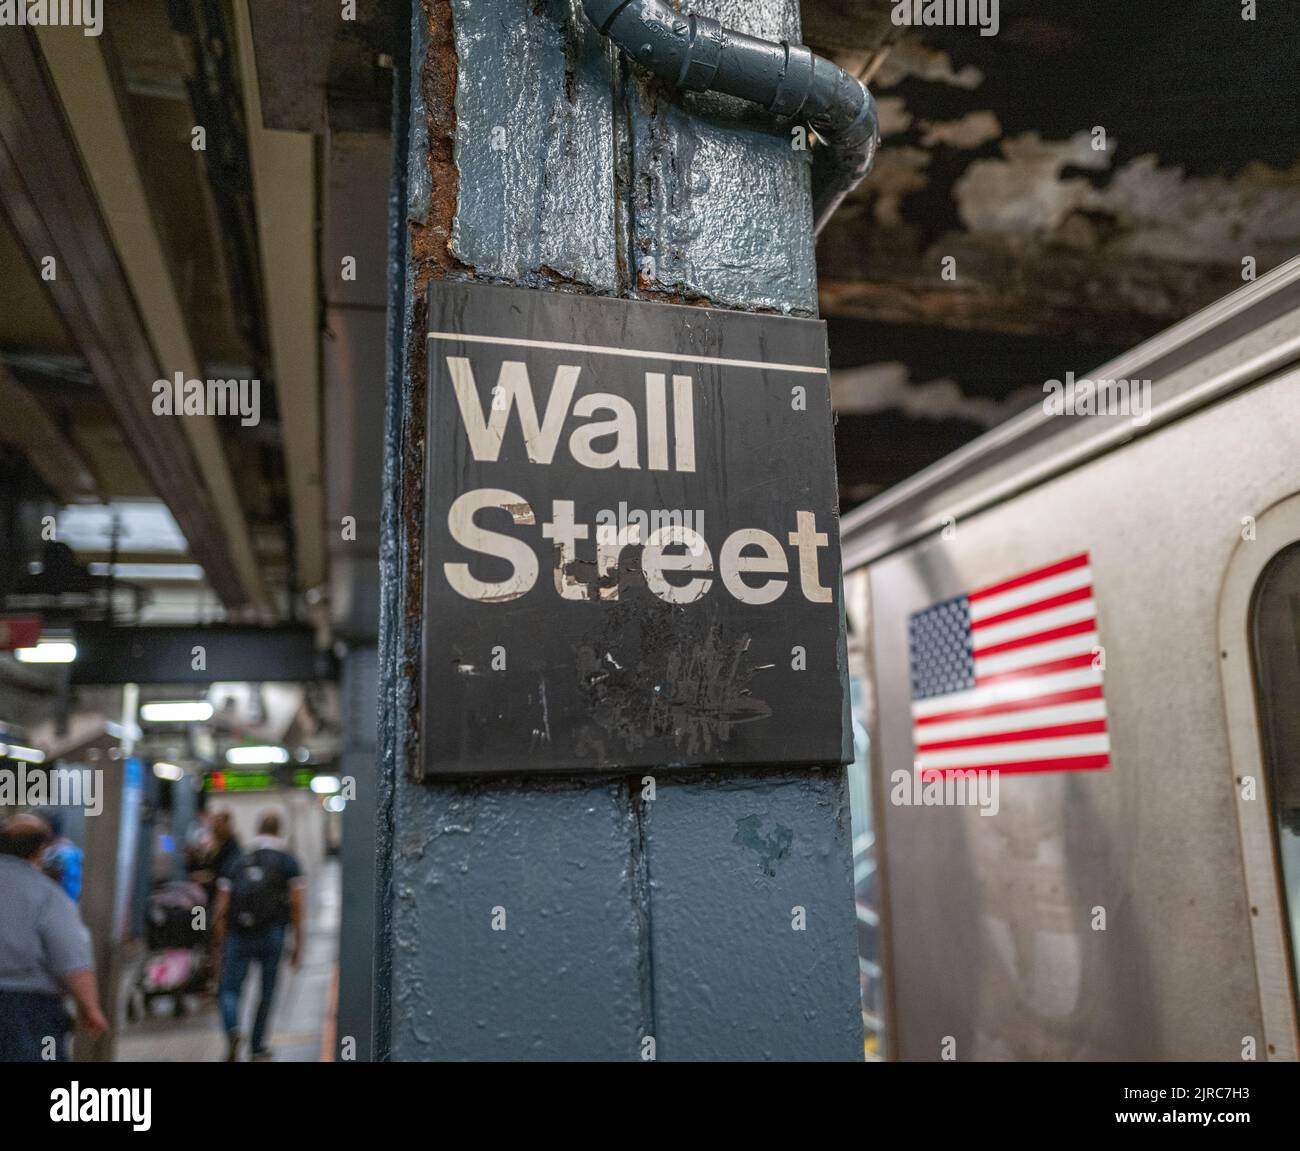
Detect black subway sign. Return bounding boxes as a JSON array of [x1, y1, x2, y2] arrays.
[[421, 281, 850, 776]]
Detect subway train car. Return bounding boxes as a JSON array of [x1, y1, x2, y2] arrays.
[[841, 255, 1300, 1061]]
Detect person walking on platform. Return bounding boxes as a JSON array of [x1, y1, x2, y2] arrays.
[[194, 808, 241, 987], [213, 811, 304, 1061], [193, 808, 240, 903], [0, 814, 107, 1061]]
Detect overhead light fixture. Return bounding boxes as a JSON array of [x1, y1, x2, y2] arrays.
[[6, 744, 46, 764], [323, 795, 346, 813], [309, 774, 341, 795], [105, 720, 143, 743], [152, 762, 184, 782], [14, 640, 77, 664], [88, 562, 205, 582], [140, 701, 214, 723], [226, 746, 289, 766]]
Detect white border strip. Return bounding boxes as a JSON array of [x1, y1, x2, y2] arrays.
[[427, 331, 827, 375]]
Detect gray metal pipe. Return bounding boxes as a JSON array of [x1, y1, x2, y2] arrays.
[[583, 0, 878, 233]]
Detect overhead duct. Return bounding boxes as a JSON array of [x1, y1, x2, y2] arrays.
[[582, 0, 879, 232]]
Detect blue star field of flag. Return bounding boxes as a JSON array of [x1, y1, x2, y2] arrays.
[[909, 595, 977, 701]]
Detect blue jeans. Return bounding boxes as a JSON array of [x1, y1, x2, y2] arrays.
[[218, 926, 286, 1052], [0, 990, 71, 1061]]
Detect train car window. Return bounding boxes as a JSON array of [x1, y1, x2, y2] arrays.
[[1251, 540, 1300, 1012]]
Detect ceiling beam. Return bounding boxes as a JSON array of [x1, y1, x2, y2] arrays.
[[34, 24, 272, 618], [233, 0, 327, 595], [0, 28, 263, 613], [0, 364, 98, 502], [816, 231, 1243, 346], [70, 623, 330, 685], [244, 0, 335, 133]]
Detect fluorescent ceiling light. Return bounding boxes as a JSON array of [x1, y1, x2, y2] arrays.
[[309, 774, 341, 795], [140, 701, 214, 723], [88, 563, 205, 582], [152, 762, 185, 782], [15, 641, 77, 664], [226, 746, 289, 766], [57, 500, 188, 554], [6, 744, 46, 763]]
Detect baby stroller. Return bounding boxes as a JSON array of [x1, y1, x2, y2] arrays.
[[127, 880, 212, 1022]]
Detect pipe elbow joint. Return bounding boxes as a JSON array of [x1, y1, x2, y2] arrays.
[[582, 0, 878, 232]]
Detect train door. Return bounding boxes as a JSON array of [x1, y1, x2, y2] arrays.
[[1219, 492, 1300, 1060]]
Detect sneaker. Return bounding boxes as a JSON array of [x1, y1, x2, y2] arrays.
[[250, 1048, 273, 1062], [225, 1031, 242, 1062]]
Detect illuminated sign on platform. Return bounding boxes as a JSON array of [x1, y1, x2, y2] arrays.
[[203, 769, 316, 794]]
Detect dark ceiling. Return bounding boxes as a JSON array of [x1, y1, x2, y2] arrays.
[[805, 0, 1300, 505]]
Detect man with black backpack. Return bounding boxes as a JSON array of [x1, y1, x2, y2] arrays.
[[213, 811, 304, 1061]]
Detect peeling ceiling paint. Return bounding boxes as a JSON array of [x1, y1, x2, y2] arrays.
[[876, 95, 913, 137], [919, 109, 1002, 150], [810, 0, 1300, 505], [954, 130, 1112, 233], [832, 362, 1039, 426], [859, 145, 930, 227], [874, 40, 983, 90], [1083, 157, 1300, 264]]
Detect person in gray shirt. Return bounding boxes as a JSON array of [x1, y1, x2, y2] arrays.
[[0, 813, 108, 1061]]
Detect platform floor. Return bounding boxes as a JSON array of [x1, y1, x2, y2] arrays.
[[114, 860, 340, 1063]]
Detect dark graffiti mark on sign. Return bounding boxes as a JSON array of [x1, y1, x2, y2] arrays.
[[420, 281, 850, 777]]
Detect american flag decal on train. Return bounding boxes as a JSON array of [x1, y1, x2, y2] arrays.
[[909, 552, 1110, 777]]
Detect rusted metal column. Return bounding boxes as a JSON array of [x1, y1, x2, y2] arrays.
[[376, 0, 861, 1060]]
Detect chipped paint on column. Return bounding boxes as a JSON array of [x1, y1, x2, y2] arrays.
[[623, 0, 819, 314], [385, 0, 860, 1060], [646, 766, 863, 1059], [391, 780, 643, 1058], [449, 0, 618, 288]]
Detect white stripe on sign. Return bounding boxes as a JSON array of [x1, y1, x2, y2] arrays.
[[972, 597, 1096, 648], [967, 565, 1093, 621], [916, 698, 1109, 743], [915, 734, 1112, 770], [426, 332, 828, 375], [911, 664, 1104, 719], [974, 631, 1099, 677]]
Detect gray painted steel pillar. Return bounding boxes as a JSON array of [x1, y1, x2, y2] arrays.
[[324, 125, 391, 1061], [338, 646, 379, 1061], [377, 0, 860, 1060]]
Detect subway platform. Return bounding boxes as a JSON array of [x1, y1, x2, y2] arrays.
[[114, 861, 339, 1063]]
